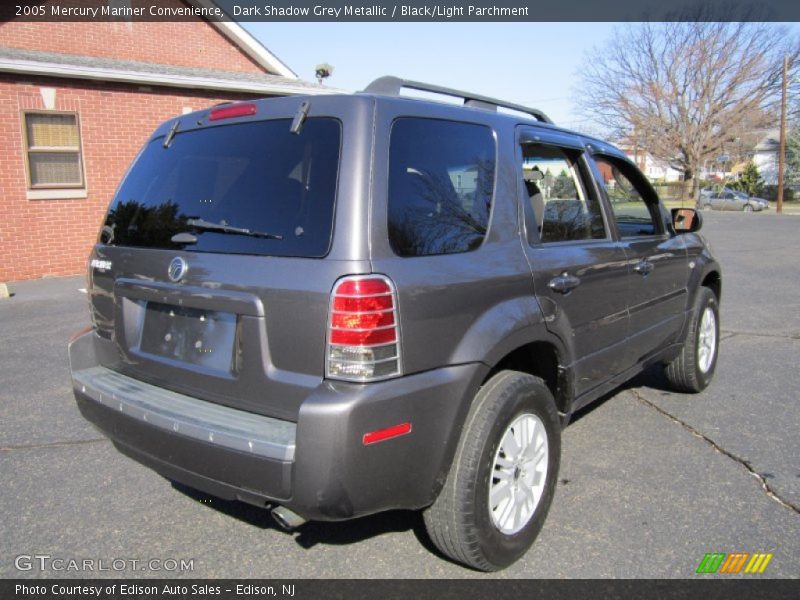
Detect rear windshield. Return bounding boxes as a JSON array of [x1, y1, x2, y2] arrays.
[[102, 118, 341, 257]]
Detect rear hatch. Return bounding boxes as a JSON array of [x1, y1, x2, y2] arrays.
[[87, 98, 369, 422]]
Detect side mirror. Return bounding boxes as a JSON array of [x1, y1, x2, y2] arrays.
[[672, 207, 702, 233]]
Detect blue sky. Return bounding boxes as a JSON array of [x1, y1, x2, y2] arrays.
[[244, 23, 620, 129]]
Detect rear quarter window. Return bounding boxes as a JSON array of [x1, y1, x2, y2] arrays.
[[387, 118, 496, 256], [102, 118, 341, 258]]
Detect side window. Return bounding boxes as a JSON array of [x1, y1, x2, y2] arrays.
[[593, 156, 660, 237], [520, 144, 605, 243], [388, 118, 495, 256]]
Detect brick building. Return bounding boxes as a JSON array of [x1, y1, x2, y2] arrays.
[[0, 4, 322, 282]]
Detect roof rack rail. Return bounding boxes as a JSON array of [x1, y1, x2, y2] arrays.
[[362, 75, 553, 124]]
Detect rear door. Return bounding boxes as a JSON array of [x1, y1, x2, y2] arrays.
[[517, 128, 630, 397], [588, 152, 689, 365]]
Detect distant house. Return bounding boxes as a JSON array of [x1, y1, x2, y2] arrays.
[[621, 147, 683, 183], [752, 130, 779, 186], [0, 3, 325, 282]]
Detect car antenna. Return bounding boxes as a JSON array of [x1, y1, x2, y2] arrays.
[[290, 101, 310, 135]]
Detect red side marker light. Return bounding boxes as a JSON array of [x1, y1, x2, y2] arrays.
[[209, 103, 257, 121], [362, 422, 412, 446]]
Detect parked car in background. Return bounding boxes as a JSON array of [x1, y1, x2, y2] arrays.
[[734, 190, 769, 210], [698, 189, 766, 212]]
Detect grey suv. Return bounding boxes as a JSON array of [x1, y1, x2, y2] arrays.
[[69, 77, 721, 571]]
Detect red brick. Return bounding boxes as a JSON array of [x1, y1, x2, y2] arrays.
[[0, 1, 263, 74], [0, 10, 277, 281]]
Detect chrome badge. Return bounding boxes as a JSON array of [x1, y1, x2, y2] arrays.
[[168, 257, 188, 282], [90, 258, 112, 271]]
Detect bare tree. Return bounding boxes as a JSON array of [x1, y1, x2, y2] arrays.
[[578, 20, 800, 197]]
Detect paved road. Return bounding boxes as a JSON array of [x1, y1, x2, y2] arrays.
[[1, 211, 798, 579]]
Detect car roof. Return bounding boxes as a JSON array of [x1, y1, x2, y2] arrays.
[[150, 87, 629, 162]]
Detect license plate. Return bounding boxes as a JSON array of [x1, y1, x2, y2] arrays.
[[139, 302, 236, 373]]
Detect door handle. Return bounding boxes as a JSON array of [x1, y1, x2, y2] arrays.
[[548, 273, 581, 294], [634, 260, 654, 276]]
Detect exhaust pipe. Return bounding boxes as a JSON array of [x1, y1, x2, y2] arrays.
[[271, 506, 307, 531]]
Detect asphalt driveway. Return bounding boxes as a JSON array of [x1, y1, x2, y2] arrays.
[[1, 211, 798, 578]]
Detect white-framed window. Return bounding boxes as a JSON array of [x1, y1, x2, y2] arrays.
[[22, 111, 85, 190]]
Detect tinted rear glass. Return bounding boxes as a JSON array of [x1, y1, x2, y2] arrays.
[[388, 118, 495, 256], [102, 118, 341, 257]]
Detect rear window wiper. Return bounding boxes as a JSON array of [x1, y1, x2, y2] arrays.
[[182, 217, 283, 240], [163, 119, 180, 149]]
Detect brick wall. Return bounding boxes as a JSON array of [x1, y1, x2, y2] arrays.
[[0, 74, 262, 281], [0, 0, 265, 74]]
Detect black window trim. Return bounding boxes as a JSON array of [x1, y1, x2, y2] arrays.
[[588, 152, 667, 239]]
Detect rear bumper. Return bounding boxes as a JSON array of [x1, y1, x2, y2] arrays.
[[70, 330, 485, 521]]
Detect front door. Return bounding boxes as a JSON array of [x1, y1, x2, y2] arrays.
[[589, 153, 689, 365]]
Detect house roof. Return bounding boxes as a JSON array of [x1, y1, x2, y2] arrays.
[[754, 130, 780, 153], [0, 47, 337, 96], [188, 0, 296, 79]]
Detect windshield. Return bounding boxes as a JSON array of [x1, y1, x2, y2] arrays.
[[102, 118, 341, 258], [733, 191, 749, 200]]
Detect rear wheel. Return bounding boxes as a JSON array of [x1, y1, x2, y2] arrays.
[[423, 371, 560, 571], [664, 287, 719, 392]]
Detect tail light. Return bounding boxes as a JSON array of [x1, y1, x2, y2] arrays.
[[326, 275, 402, 382]]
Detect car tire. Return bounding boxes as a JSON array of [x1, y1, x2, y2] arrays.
[[664, 287, 719, 393], [743, 204, 754, 212], [423, 370, 560, 571]]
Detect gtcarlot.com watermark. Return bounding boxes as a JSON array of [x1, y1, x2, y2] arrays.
[[14, 554, 195, 573]]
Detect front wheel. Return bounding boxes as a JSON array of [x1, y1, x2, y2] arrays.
[[743, 204, 754, 212], [664, 287, 719, 392], [423, 371, 560, 571]]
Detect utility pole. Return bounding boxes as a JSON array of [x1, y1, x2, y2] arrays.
[[777, 53, 788, 214]]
